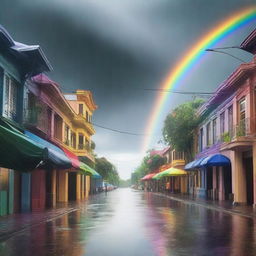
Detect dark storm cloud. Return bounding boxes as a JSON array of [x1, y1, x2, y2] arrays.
[[0, 0, 255, 178]]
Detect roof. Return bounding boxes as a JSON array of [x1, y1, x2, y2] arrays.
[[240, 29, 256, 55], [0, 25, 52, 76], [150, 146, 171, 157]]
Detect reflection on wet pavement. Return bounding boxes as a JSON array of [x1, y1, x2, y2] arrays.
[[0, 188, 256, 256]]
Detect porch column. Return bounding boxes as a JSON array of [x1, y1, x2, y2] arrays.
[[253, 142, 256, 207], [81, 175, 85, 200], [233, 150, 246, 204], [57, 171, 68, 202], [85, 176, 90, 198], [76, 173, 81, 200], [50, 169, 56, 207], [218, 167, 225, 201]]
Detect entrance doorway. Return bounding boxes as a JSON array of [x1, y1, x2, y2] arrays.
[[243, 157, 253, 205], [68, 173, 77, 201], [223, 165, 232, 200]]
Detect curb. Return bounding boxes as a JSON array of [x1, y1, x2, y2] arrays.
[[153, 192, 256, 219], [0, 208, 79, 242]]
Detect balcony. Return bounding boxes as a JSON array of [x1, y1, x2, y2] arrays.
[[172, 159, 186, 167], [220, 118, 254, 151], [23, 108, 49, 134], [75, 143, 94, 161]]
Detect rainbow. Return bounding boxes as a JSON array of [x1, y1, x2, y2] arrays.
[[143, 6, 256, 152]]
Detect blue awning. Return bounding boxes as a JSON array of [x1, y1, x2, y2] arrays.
[[185, 160, 196, 170], [185, 157, 206, 170], [200, 154, 230, 167], [25, 131, 72, 169]]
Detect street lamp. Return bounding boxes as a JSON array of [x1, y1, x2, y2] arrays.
[[205, 48, 246, 63]]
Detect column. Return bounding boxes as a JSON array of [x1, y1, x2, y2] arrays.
[[76, 173, 81, 200], [85, 176, 90, 198], [57, 171, 68, 202], [253, 142, 256, 207], [233, 150, 246, 204], [21, 173, 31, 212], [50, 169, 56, 207], [81, 175, 85, 200], [50, 110, 55, 139], [219, 167, 225, 201]]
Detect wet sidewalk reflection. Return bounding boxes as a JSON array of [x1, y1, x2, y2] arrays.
[[0, 188, 256, 256]]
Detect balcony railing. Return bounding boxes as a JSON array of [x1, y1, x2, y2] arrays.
[[220, 118, 252, 143], [23, 108, 49, 134], [78, 143, 92, 152]]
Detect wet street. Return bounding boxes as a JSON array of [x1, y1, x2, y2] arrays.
[[1, 188, 256, 256]]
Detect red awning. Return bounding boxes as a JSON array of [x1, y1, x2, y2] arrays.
[[61, 147, 80, 169], [141, 172, 158, 181]]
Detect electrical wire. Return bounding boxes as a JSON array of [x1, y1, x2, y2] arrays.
[[89, 121, 149, 136]]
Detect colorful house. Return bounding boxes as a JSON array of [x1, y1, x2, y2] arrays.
[[186, 29, 256, 205], [24, 74, 98, 210], [0, 26, 51, 215]]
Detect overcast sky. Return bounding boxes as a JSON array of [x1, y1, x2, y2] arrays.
[[0, 0, 255, 179]]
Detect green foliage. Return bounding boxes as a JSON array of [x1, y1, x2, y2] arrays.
[[95, 157, 120, 185], [131, 151, 166, 184], [222, 132, 231, 142], [162, 99, 204, 157], [147, 154, 166, 171]]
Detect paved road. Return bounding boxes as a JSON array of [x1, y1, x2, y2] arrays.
[[0, 188, 256, 256]]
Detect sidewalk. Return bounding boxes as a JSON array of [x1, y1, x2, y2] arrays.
[[0, 202, 83, 242], [153, 192, 256, 219]]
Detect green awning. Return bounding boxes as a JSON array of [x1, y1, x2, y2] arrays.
[[0, 124, 46, 172], [80, 162, 102, 178]]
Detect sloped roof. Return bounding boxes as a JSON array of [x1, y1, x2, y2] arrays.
[[0, 25, 52, 76], [240, 29, 256, 55]]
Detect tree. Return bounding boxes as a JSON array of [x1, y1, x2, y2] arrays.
[[95, 157, 120, 185], [163, 99, 204, 160], [131, 150, 166, 184]]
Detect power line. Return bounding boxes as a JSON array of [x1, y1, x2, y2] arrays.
[[90, 121, 149, 136]]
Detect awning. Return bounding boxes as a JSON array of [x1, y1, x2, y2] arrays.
[[61, 147, 80, 169], [153, 167, 186, 179], [25, 131, 72, 169], [0, 124, 46, 172], [141, 173, 158, 181], [184, 157, 206, 170], [200, 154, 230, 167], [80, 162, 102, 178]]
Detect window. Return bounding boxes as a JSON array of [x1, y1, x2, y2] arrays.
[[54, 114, 63, 141], [79, 104, 84, 115], [199, 128, 203, 152], [212, 118, 217, 144], [238, 98, 246, 136], [3, 74, 18, 120], [78, 133, 84, 149], [220, 112, 225, 135], [71, 132, 76, 149], [206, 122, 211, 146], [239, 98, 246, 121]]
